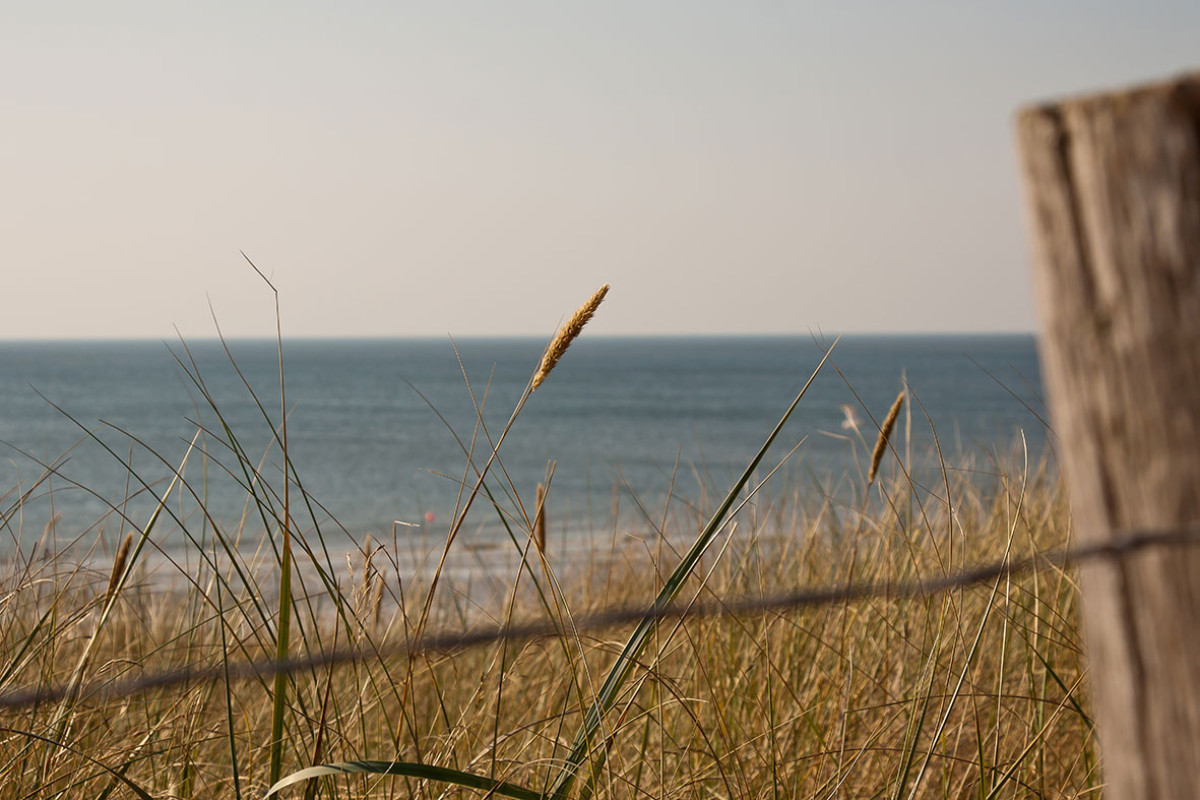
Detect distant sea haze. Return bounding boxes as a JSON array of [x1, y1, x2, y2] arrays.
[[0, 335, 1046, 555]]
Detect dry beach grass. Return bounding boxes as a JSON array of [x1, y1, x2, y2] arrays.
[[0, 287, 1096, 798], [0, 466, 1093, 798]]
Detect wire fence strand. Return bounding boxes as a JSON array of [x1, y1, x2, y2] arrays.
[[2, 522, 1197, 712]]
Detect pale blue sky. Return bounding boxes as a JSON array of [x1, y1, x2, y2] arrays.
[[3, 2, 1197, 339]]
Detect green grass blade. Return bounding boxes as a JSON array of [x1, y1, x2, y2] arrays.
[[265, 760, 543, 800], [546, 340, 837, 800], [1010, 603, 1093, 732], [45, 430, 199, 744], [268, 533, 293, 786]]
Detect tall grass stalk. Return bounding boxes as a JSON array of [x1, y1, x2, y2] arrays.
[[242, 255, 295, 790]]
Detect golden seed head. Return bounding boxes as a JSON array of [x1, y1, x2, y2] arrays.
[[532, 284, 610, 390], [104, 532, 134, 606], [868, 390, 905, 485]]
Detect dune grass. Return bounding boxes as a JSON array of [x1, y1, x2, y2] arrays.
[[0, 295, 1093, 798], [0, 457, 1092, 798]]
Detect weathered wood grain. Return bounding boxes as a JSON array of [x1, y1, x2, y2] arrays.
[[1017, 73, 1200, 798]]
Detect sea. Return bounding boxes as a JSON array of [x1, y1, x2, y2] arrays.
[[0, 335, 1048, 563]]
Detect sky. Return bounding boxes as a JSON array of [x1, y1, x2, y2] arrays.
[[3, 2, 1199, 340]]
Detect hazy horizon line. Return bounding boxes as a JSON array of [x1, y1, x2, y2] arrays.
[[1, 329, 1039, 345]]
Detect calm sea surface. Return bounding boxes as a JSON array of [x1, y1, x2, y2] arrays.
[[0, 336, 1047, 556]]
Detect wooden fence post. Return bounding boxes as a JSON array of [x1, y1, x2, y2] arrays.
[[1017, 73, 1200, 798]]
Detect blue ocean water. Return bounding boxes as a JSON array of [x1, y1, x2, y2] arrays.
[[0, 335, 1047, 555]]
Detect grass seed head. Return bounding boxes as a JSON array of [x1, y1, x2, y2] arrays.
[[868, 390, 905, 485], [104, 532, 134, 606], [532, 284, 609, 390]]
